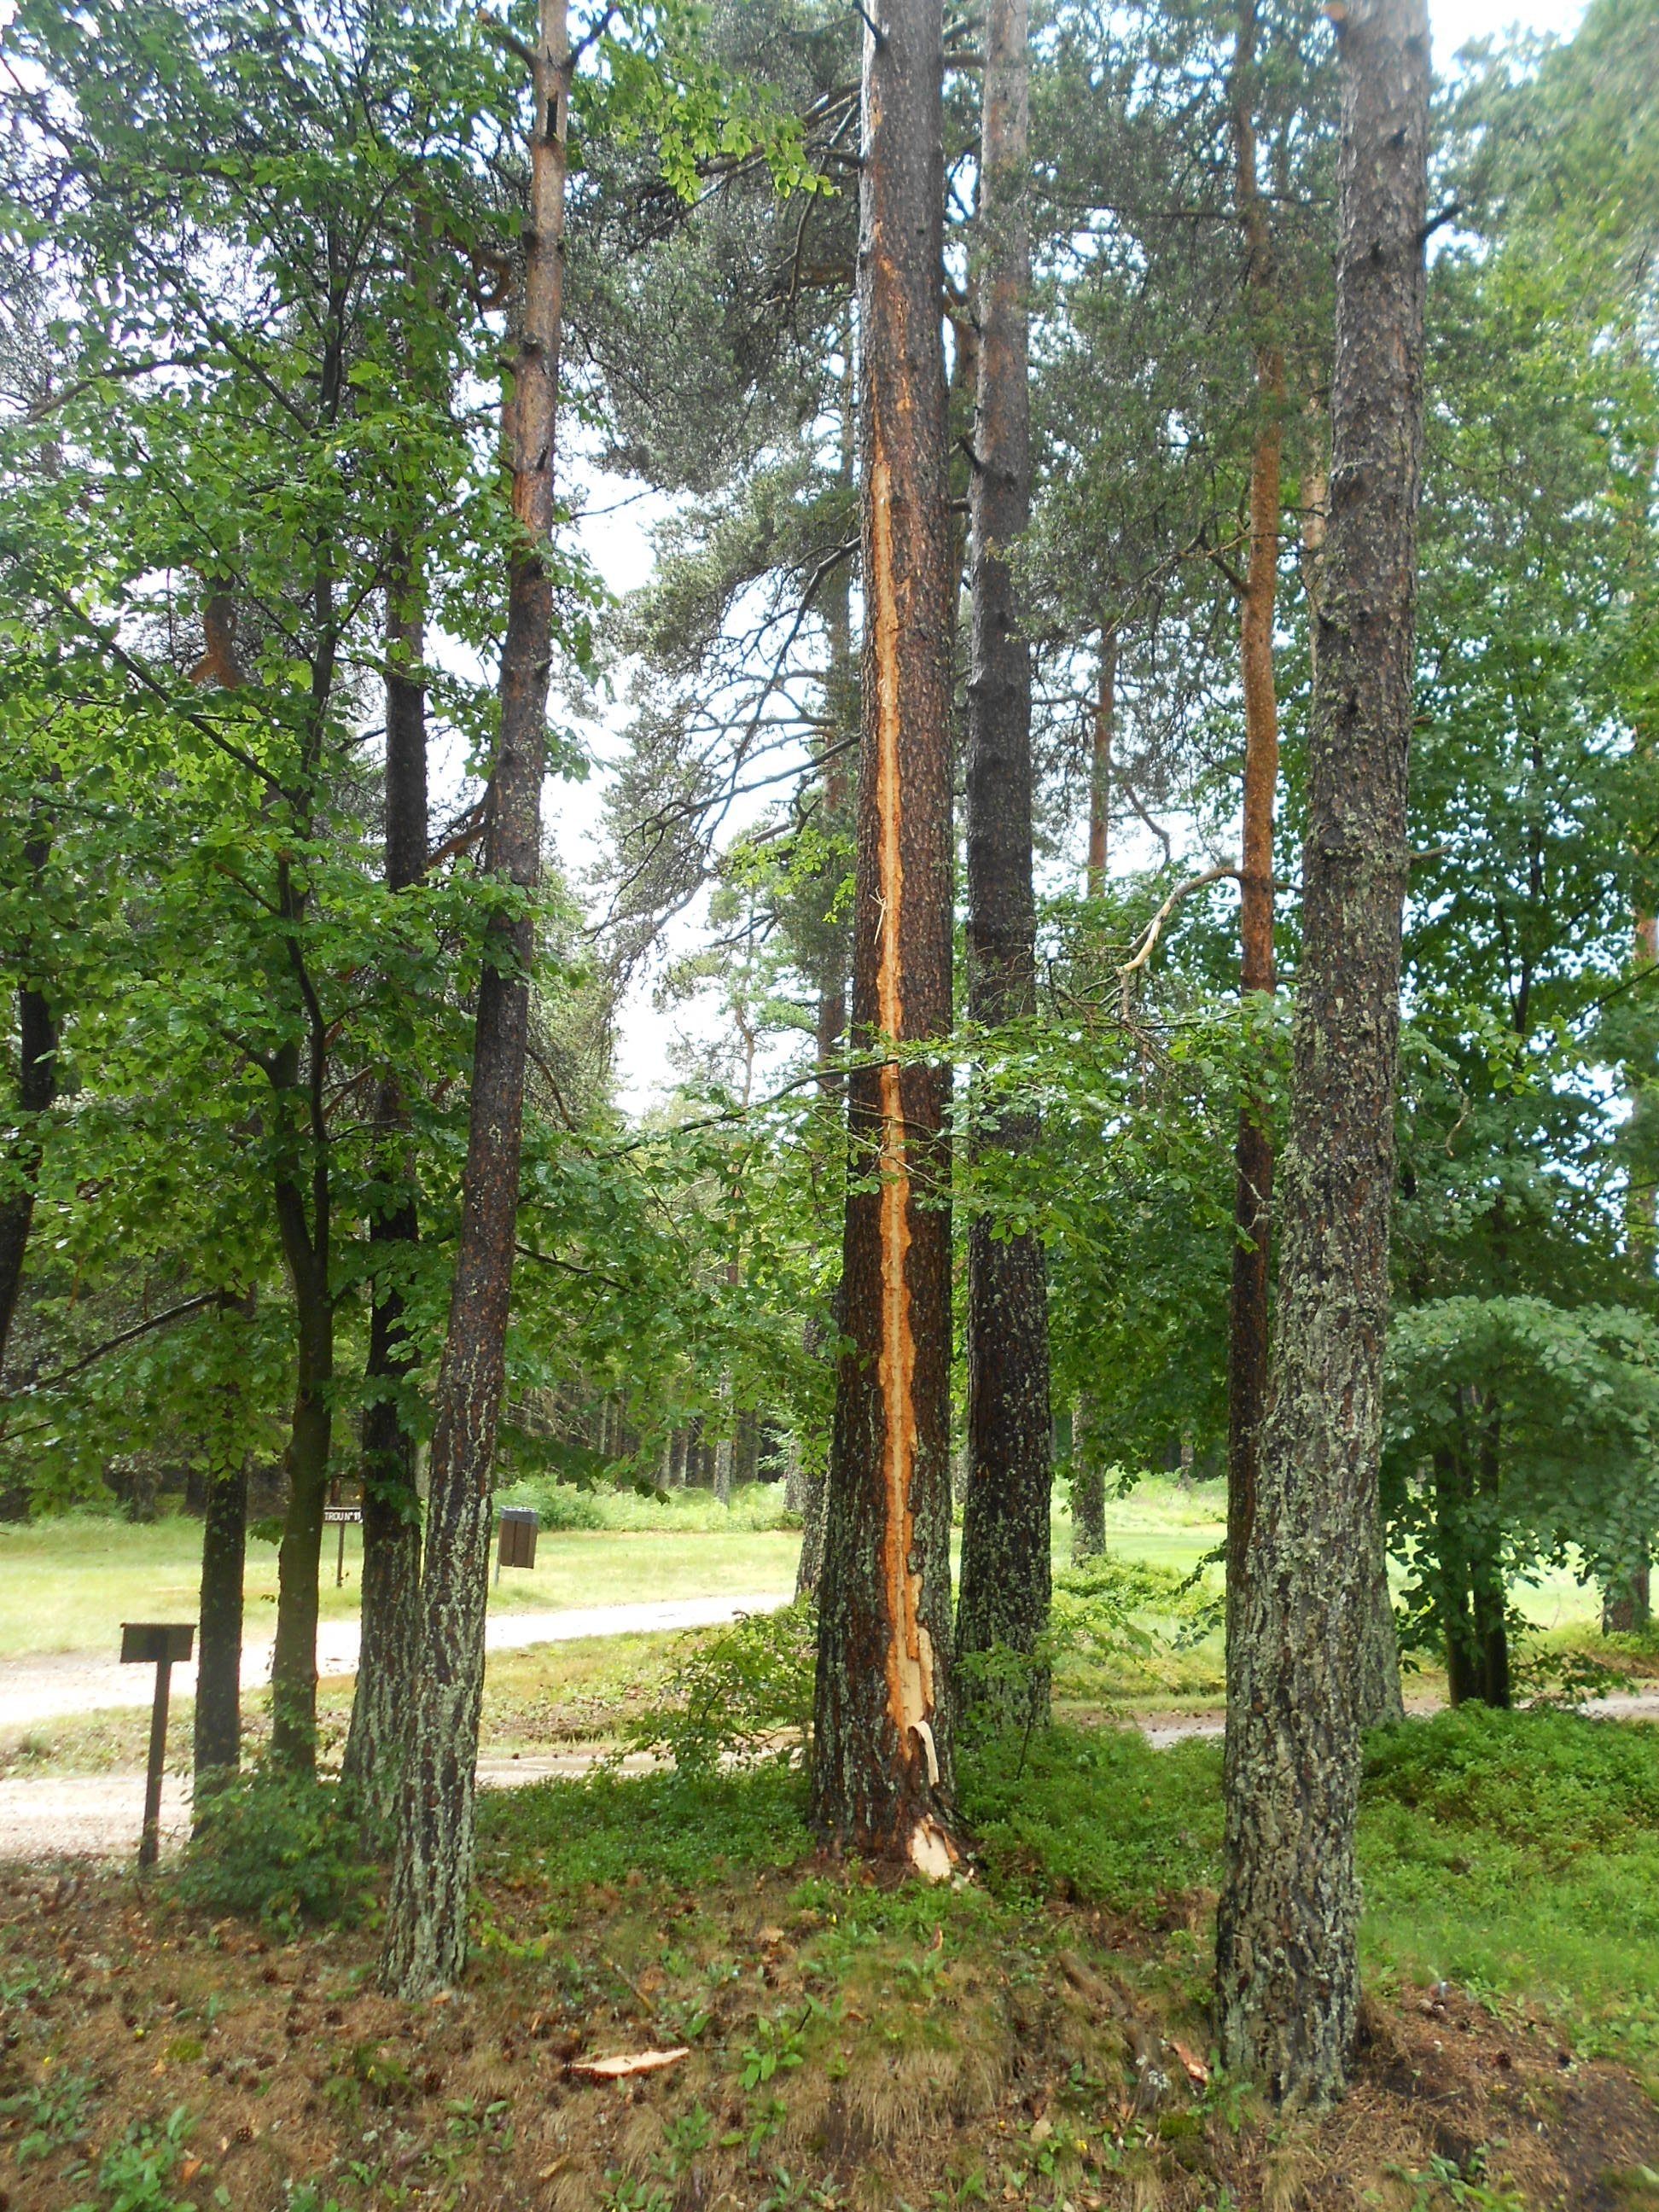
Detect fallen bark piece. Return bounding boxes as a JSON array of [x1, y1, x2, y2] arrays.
[[1169, 2036, 1210, 2087], [568, 2046, 690, 2081]]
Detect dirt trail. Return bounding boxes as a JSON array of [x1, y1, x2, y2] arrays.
[[6, 1690, 1656, 1866], [0, 1592, 792, 1733]]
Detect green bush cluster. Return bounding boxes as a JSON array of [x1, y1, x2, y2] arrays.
[[619, 1598, 816, 1772], [174, 1767, 380, 1935]]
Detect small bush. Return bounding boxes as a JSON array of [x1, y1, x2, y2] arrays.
[[175, 1767, 378, 1934], [620, 1598, 816, 1773]]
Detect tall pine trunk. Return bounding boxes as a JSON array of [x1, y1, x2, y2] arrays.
[[957, 0, 1051, 1731], [343, 554, 429, 1822], [381, 0, 569, 1996], [1215, 0, 1428, 2106], [1224, 0, 1282, 1691], [810, 0, 958, 1875], [1086, 636, 1114, 899]]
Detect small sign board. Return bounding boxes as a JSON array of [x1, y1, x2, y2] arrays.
[[120, 1622, 195, 1667], [323, 1505, 363, 1525], [497, 1507, 538, 1570]]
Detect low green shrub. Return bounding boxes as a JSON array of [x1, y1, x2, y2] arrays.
[[1363, 1703, 1659, 1863], [174, 1767, 379, 1934], [960, 1721, 1223, 1911], [476, 1765, 808, 1899], [620, 1598, 816, 1773]]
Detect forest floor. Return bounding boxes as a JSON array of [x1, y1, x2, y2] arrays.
[[4, 1711, 1659, 2212]]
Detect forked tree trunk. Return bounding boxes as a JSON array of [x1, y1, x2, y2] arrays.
[[1214, 0, 1429, 2106], [810, 0, 958, 1876], [958, 0, 1052, 1732], [343, 554, 429, 1824], [381, 0, 569, 1997]]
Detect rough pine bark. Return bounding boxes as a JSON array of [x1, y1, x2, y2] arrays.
[[810, 0, 958, 1875], [957, 0, 1052, 1730], [343, 556, 429, 1822], [381, 0, 568, 1997], [1214, 0, 1428, 2106], [1225, 0, 1283, 1691]]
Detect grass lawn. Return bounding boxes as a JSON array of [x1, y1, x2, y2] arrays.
[[0, 1490, 804, 1662]]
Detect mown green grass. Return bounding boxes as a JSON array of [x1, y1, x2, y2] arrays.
[[0, 1492, 801, 1659], [477, 1704, 1659, 2081]]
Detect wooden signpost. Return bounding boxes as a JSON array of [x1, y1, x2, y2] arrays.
[[323, 1486, 364, 1586], [119, 1621, 194, 1869]]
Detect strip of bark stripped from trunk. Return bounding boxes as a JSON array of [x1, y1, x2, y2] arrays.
[[381, 0, 568, 1996], [343, 552, 429, 1824], [1224, 0, 1283, 1692], [1214, 0, 1429, 2107], [957, 0, 1051, 1732], [810, 0, 957, 1876]]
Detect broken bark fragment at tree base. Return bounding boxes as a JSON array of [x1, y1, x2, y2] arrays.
[[566, 2046, 690, 2081]]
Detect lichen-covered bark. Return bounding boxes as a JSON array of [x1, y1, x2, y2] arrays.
[[343, 559, 428, 1823], [957, 0, 1051, 1732], [810, 0, 958, 1876], [381, 0, 568, 1998], [1214, 0, 1429, 2107]]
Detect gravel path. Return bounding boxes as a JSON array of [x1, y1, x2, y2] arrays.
[[0, 1592, 793, 1732], [0, 1753, 663, 1864]]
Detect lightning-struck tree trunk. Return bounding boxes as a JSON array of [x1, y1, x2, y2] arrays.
[[343, 553, 429, 1825], [810, 0, 958, 1876], [381, 0, 569, 1997], [957, 0, 1051, 1732], [1214, 0, 1429, 2107], [1224, 0, 1283, 1701]]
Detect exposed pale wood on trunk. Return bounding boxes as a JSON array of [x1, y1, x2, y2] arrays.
[[811, 0, 958, 1874], [1225, 0, 1284, 1699]]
